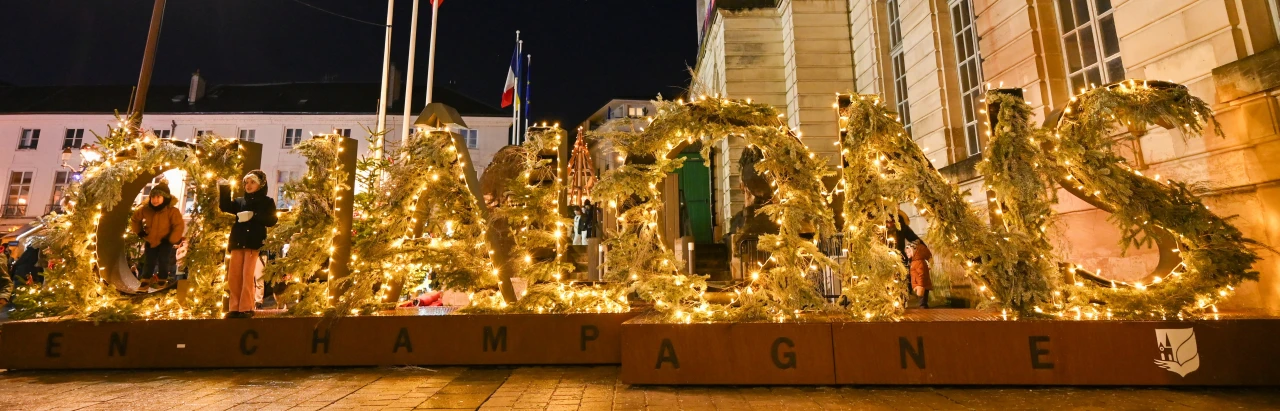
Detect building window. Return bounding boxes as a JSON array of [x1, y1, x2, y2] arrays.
[[284, 128, 304, 148], [276, 170, 300, 208], [239, 129, 256, 142], [460, 129, 479, 149], [627, 106, 647, 118], [18, 129, 40, 150], [154, 129, 172, 139], [49, 170, 71, 214], [888, 0, 912, 137], [195, 129, 214, 137], [63, 129, 85, 149], [334, 128, 352, 137], [950, 0, 985, 157], [1055, 0, 1123, 93], [888, 0, 904, 46], [5, 171, 33, 217], [178, 180, 194, 214]]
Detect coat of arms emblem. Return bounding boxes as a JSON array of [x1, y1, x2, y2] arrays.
[[1155, 328, 1199, 377]]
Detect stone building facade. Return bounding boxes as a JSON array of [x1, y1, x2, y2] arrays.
[[694, 0, 1280, 312]]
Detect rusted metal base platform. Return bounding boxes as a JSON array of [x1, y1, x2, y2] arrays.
[[4, 309, 1278, 386], [0, 313, 635, 370], [621, 309, 1280, 386]]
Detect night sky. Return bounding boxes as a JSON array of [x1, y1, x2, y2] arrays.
[[0, 0, 698, 129]]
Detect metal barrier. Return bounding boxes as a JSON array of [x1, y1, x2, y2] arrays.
[[734, 233, 845, 301], [2, 204, 27, 218]]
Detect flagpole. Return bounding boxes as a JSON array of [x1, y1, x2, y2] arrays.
[[516, 39, 523, 145], [374, 0, 394, 160], [523, 53, 531, 143], [424, 0, 440, 105], [402, 0, 422, 143], [511, 31, 520, 146]]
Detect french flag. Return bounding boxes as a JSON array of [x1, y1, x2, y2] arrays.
[[501, 46, 520, 108]]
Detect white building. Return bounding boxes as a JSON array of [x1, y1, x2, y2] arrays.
[[578, 98, 657, 173], [0, 77, 511, 233]]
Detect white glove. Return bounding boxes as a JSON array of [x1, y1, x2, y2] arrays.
[[236, 211, 254, 222]]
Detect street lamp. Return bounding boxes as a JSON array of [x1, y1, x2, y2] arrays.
[[62, 145, 102, 177], [60, 147, 72, 168]]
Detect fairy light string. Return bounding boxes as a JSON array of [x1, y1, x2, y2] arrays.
[[838, 94, 1056, 318], [12, 81, 1259, 323], [837, 79, 1262, 320], [589, 96, 840, 322], [10, 114, 244, 321], [329, 128, 499, 316], [468, 124, 631, 314], [1039, 80, 1260, 319], [261, 133, 348, 315]]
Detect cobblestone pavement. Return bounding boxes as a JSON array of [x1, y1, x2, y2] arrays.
[[1, 366, 1278, 410]]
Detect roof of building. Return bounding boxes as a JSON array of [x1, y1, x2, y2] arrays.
[[715, 0, 781, 11], [0, 82, 506, 117]]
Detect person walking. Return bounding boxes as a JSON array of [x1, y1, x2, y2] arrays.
[[130, 185, 185, 292], [219, 170, 278, 319], [907, 239, 933, 309]]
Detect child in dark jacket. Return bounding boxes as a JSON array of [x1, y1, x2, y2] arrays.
[[218, 170, 278, 318]]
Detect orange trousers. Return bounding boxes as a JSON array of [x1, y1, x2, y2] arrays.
[[227, 249, 259, 312]]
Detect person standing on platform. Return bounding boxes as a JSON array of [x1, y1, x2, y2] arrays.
[[2, 245, 13, 275], [10, 243, 41, 285], [219, 170, 278, 319], [582, 199, 599, 239], [0, 254, 12, 308], [907, 239, 933, 308], [130, 185, 185, 292], [572, 207, 585, 245]]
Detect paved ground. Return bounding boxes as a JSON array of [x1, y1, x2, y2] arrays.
[[1, 366, 1278, 410]]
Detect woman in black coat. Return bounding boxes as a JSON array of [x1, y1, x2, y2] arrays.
[[218, 170, 278, 318], [581, 200, 598, 239]]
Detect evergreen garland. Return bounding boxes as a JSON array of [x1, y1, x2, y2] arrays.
[[593, 97, 838, 322], [584, 108, 710, 322], [330, 129, 498, 315], [975, 91, 1064, 314], [838, 96, 1057, 317], [1041, 81, 1261, 318], [834, 96, 910, 319], [13, 80, 1256, 323], [261, 134, 347, 315], [10, 117, 243, 321], [493, 126, 574, 285], [469, 126, 630, 314]]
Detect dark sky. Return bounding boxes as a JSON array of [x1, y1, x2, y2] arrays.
[[0, 0, 698, 129]]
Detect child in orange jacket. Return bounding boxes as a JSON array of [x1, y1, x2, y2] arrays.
[[907, 239, 933, 309], [130, 184, 185, 291]]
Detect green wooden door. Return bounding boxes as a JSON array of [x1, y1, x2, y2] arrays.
[[678, 153, 714, 244]]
